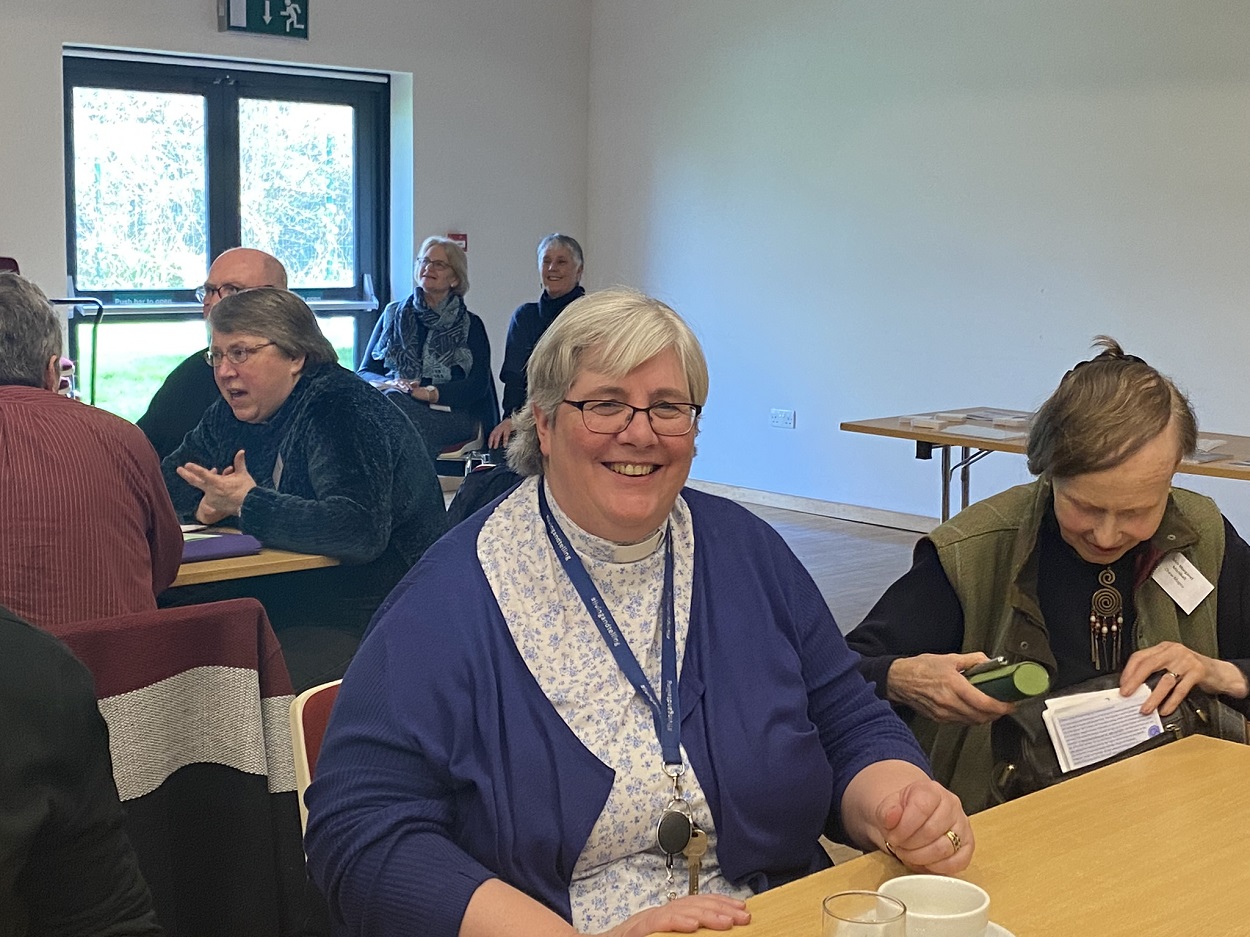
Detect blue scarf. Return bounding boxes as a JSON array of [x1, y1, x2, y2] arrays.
[[373, 290, 472, 383]]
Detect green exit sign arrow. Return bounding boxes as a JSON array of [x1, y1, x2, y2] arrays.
[[219, 0, 309, 39]]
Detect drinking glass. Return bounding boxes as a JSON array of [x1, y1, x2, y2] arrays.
[[822, 891, 907, 936]]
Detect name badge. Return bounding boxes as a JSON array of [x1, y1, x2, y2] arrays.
[[1150, 553, 1214, 615]]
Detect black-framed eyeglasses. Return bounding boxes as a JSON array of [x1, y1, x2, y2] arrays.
[[204, 342, 275, 368], [194, 282, 243, 303], [418, 258, 451, 272], [562, 399, 702, 436]]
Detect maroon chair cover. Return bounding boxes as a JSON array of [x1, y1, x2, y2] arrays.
[[51, 598, 314, 936]]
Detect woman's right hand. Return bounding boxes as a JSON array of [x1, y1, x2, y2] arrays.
[[595, 895, 750, 937], [887, 652, 1015, 725], [488, 416, 513, 449]]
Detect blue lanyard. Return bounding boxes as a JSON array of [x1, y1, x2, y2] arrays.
[[537, 482, 682, 769]]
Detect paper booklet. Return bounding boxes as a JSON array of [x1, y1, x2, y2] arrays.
[[1041, 684, 1164, 773], [360, 373, 409, 393]]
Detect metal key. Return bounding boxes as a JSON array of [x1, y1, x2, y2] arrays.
[[683, 827, 708, 895]]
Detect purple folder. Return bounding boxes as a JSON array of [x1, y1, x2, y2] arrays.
[[181, 532, 264, 562]]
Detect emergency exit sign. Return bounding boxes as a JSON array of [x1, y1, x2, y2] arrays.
[[219, 0, 308, 39]]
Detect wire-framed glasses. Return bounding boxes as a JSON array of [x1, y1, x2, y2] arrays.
[[204, 342, 275, 368], [561, 399, 702, 436]]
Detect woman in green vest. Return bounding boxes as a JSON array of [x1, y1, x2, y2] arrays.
[[847, 337, 1250, 811]]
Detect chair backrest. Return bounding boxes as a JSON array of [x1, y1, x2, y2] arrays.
[[289, 679, 342, 832]]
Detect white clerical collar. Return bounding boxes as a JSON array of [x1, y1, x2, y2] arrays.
[[542, 480, 667, 564]]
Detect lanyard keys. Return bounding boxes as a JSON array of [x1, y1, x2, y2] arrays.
[[656, 804, 693, 857]]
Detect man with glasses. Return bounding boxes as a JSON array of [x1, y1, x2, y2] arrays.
[[137, 247, 287, 458]]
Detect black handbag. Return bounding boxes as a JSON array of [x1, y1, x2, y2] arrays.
[[989, 671, 1248, 805]]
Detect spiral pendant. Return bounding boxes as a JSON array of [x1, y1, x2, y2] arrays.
[[1089, 567, 1123, 671]]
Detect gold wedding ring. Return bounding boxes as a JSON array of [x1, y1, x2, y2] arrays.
[[945, 829, 962, 853], [883, 840, 899, 860], [1167, 671, 1181, 680]]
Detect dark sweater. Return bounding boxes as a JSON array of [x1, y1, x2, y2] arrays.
[[162, 362, 447, 588], [0, 604, 162, 937], [498, 286, 584, 416], [136, 350, 220, 460]]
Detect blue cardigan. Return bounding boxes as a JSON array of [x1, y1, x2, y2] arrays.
[[305, 488, 930, 936]]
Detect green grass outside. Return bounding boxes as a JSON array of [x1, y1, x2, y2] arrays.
[[74, 318, 355, 423]]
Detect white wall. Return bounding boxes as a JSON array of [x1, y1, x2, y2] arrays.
[[7, 2, 1249, 531], [588, 1, 1250, 530], [0, 0, 590, 360]]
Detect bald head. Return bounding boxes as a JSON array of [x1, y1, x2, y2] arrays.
[[202, 248, 288, 316]]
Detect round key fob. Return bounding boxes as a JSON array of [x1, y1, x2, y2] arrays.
[[656, 809, 693, 856]]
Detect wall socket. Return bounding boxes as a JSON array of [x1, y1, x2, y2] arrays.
[[769, 408, 796, 429]]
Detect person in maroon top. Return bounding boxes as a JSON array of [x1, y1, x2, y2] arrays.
[[0, 272, 182, 628]]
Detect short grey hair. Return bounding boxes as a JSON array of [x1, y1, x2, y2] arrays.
[[208, 288, 338, 367], [415, 236, 469, 296], [1027, 335, 1197, 478], [537, 233, 584, 270], [0, 272, 62, 388], [507, 288, 708, 476]]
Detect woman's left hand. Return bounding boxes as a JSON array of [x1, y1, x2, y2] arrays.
[[875, 777, 973, 874], [410, 383, 438, 403], [594, 895, 750, 937], [176, 449, 257, 523], [1121, 640, 1250, 716]]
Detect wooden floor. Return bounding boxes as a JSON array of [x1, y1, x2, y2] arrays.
[[741, 502, 919, 634]]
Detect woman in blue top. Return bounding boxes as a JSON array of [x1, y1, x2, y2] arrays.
[[306, 289, 972, 937], [488, 232, 586, 448]]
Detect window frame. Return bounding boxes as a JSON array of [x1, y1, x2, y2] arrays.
[[62, 51, 389, 359]]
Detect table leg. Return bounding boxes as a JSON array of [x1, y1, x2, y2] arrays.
[[960, 446, 971, 511], [940, 446, 952, 522]]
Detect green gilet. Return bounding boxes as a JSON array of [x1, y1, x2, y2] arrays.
[[911, 479, 1223, 813]]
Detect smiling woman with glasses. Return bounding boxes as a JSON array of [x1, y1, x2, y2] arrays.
[[358, 235, 498, 463], [160, 287, 447, 691], [306, 288, 972, 937]]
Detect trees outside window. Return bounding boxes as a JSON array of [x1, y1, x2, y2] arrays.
[[63, 52, 388, 417]]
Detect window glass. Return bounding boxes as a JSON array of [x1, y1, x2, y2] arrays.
[[75, 315, 357, 422], [239, 99, 355, 289], [71, 87, 207, 291], [62, 55, 388, 416], [73, 319, 207, 422]]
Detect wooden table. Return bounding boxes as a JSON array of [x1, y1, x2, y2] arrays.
[[841, 406, 1250, 521], [659, 736, 1250, 937], [172, 545, 339, 587]]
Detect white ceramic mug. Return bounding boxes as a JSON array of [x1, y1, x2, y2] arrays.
[[878, 875, 990, 937]]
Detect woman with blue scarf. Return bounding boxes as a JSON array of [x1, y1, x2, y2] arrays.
[[359, 236, 496, 461]]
